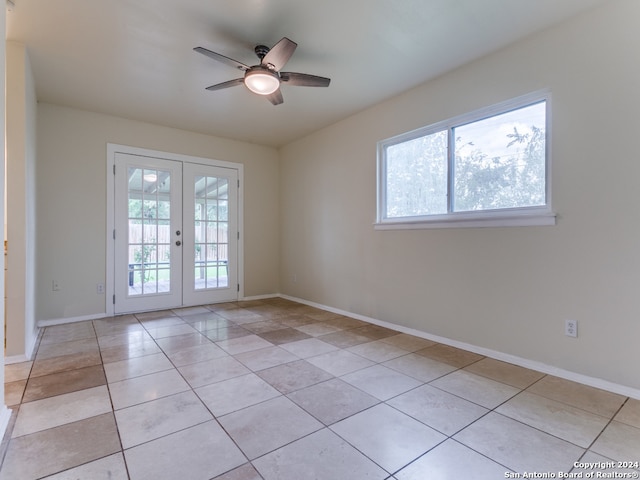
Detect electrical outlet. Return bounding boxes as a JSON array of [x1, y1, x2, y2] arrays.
[[96, 283, 105, 294], [565, 319, 578, 338], [52, 280, 60, 291]]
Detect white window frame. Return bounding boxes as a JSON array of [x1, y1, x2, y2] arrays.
[[376, 90, 556, 230]]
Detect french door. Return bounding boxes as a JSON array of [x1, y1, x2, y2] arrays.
[[114, 152, 238, 314]]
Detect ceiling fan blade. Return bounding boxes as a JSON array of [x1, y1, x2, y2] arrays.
[[280, 72, 331, 87], [194, 47, 249, 71], [205, 78, 244, 91], [262, 37, 297, 71], [266, 89, 284, 105]]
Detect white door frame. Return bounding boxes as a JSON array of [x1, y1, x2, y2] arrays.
[[106, 143, 244, 316]]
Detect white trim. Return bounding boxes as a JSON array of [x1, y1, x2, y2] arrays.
[[279, 294, 640, 400], [0, 405, 12, 444], [375, 209, 556, 230], [106, 143, 244, 315]]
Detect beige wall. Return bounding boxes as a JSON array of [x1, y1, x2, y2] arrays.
[[279, 1, 640, 391], [36, 104, 280, 322], [6, 42, 37, 358]]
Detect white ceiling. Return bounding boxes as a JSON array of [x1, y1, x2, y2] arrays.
[[6, 0, 604, 147]]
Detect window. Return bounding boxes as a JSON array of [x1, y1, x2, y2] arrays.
[[376, 91, 555, 229]]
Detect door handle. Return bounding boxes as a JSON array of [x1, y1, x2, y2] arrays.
[[176, 240, 182, 246]]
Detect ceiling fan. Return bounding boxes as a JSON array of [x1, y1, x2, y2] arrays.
[[194, 37, 330, 105]]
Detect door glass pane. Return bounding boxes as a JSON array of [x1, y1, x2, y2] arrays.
[[128, 167, 172, 296], [193, 175, 229, 290]]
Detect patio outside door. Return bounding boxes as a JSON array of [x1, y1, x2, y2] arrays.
[[113, 152, 238, 314]]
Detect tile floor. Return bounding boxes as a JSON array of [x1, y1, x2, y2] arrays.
[[1, 297, 639, 479]]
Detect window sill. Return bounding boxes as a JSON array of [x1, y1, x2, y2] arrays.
[[374, 209, 556, 230]]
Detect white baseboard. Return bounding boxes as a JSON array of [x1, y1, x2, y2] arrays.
[[279, 294, 640, 400], [0, 405, 13, 446]]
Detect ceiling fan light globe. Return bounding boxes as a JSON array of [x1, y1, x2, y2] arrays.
[[244, 69, 280, 95]]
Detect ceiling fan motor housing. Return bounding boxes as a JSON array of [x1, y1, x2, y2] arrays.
[[254, 45, 270, 61]]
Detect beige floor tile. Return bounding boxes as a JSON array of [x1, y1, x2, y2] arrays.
[[41, 452, 129, 480], [134, 310, 176, 321], [5, 380, 26, 407], [341, 364, 422, 401], [185, 316, 232, 332], [526, 376, 626, 417], [12, 385, 112, 438], [252, 428, 388, 480], [464, 358, 545, 389], [178, 356, 250, 388], [145, 323, 198, 339], [35, 337, 99, 361], [317, 330, 371, 348], [590, 421, 640, 462], [216, 309, 264, 324], [4, 361, 33, 382], [396, 439, 509, 480], [22, 364, 106, 402], [277, 315, 319, 328], [97, 330, 154, 349], [380, 333, 437, 352], [383, 353, 457, 383], [347, 340, 409, 362], [234, 346, 300, 371], [306, 349, 375, 376], [295, 322, 343, 337], [211, 463, 263, 480], [219, 396, 323, 459], [115, 390, 213, 448], [138, 316, 183, 329], [0, 413, 120, 480], [165, 342, 227, 367], [30, 351, 102, 377], [454, 412, 584, 473], [195, 373, 280, 416], [93, 315, 142, 336], [40, 323, 95, 345], [242, 320, 287, 334], [331, 404, 446, 473], [258, 327, 313, 345], [496, 392, 610, 447], [109, 369, 190, 410], [287, 378, 379, 425], [322, 316, 369, 330], [172, 306, 211, 316], [614, 398, 640, 428], [257, 359, 334, 394], [216, 334, 274, 355], [202, 325, 252, 341], [278, 337, 339, 358], [349, 324, 398, 340], [388, 384, 489, 436], [430, 370, 519, 409], [104, 352, 173, 383], [124, 420, 246, 480], [415, 344, 484, 368], [155, 331, 214, 353], [100, 339, 162, 364]]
